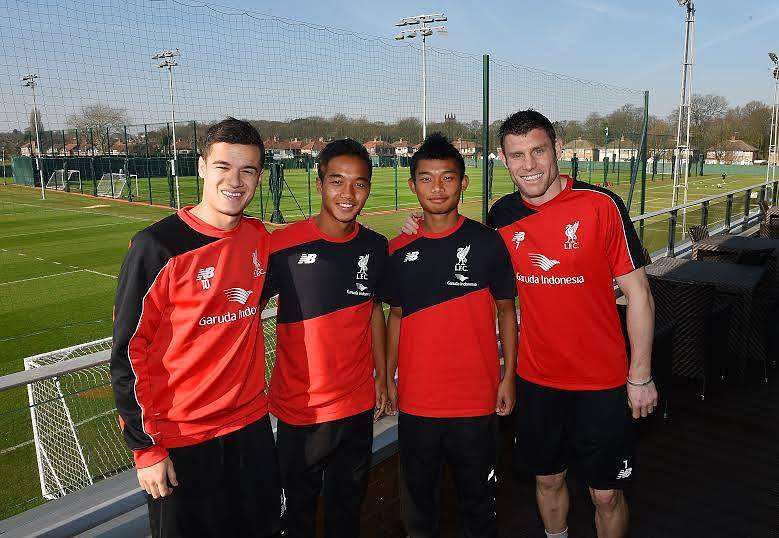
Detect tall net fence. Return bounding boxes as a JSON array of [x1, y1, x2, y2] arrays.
[[1, 0, 652, 223]]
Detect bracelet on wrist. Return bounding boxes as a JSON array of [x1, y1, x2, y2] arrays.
[[627, 376, 653, 387]]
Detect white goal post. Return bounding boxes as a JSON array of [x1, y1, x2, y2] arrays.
[[46, 170, 80, 190], [96, 172, 139, 199]]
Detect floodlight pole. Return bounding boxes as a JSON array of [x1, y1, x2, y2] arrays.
[[672, 0, 695, 231], [22, 74, 45, 199], [766, 54, 779, 191], [154, 49, 181, 209], [394, 14, 447, 141]]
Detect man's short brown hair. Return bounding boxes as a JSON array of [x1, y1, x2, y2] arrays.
[[201, 117, 265, 167]]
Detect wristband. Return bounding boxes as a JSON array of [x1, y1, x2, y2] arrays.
[[627, 376, 653, 387]]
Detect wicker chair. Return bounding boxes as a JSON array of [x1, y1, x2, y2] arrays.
[[758, 215, 779, 239], [647, 276, 727, 402], [758, 200, 770, 216], [687, 225, 709, 243]]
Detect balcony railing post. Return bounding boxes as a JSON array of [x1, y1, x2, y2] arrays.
[[725, 194, 733, 231], [667, 209, 677, 257], [743, 189, 751, 232], [773, 181, 778, 206], [701, 200, 709, 227]]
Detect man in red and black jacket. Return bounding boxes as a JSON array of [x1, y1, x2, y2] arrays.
[[384, 134, 518, 538], [110, 118, 281, 537], [261, 139, 388, 538]]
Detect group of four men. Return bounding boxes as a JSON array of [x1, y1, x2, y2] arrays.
[[111, 110, 657, 538]]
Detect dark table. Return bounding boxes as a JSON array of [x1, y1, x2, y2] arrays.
[[692, 234, 779, 295], [645, 258, 767, 380]]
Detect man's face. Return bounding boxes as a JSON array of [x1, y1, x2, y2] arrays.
[[500, 128, 563, 201], [409, 158, 467, 216], [317, 154, 371, 223], [198, 142, 262, 217]]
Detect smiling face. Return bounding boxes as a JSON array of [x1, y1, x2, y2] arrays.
[[197, 142, 262, 219], [500, 127, 564, 204], [316, 154, 371, 224], [409, 157, 467, 216]]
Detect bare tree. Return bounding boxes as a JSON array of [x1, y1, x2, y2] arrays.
[[67, 104, 129, 152]]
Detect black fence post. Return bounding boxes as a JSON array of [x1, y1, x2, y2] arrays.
[[667, 209, 677, 258], [773, 181, 779, 206], [701, 200, 709, 227], [742, 189, 751, 231], [725, 194, 733, 232], [145, 124, 152, 205], [193, 121, 200, 204]]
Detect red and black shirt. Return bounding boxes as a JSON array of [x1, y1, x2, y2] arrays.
[[110, 208, 271, 468], [488, 177, 645, 391], [262, 218, 388, 425], [383, 216, 517, 418]]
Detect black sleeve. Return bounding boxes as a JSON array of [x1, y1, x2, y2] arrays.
[[110, 232, 169, 453], [378, 252, 400, 307], [261, 252, 280, 303], [488, 232, 517, 301]]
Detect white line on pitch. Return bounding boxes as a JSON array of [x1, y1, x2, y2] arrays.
[[0, 270, 83, 286], [83, 268, 117, 279], [0, 221, 133, 239], [8, 201, 164, 222]]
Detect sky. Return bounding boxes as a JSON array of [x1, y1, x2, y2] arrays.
[[236, 0, 779, 117], [2, 0, 778, 132]]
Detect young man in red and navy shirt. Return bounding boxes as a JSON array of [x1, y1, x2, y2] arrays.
[[384, 134, 518, 538], [261, 139, 388, 538], [110, 118, 281, 537]]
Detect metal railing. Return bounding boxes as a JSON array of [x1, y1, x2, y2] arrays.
[[632, 180, 778, 259]]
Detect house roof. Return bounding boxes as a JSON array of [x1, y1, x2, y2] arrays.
[[363, 139, 392, 149], [562, 138, 595, 150], [708, 137, 757, 153], [266, 138, 304, 151], [452, 138, 477, 150], [391, 139, 414, 148], [603, 136, 636, 150], [301, 140, 327, 152]]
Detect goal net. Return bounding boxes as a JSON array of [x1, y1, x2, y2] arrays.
[[46, 170, 80, 190], [96, 173, 138, 199], [23, 338, 130, 499]]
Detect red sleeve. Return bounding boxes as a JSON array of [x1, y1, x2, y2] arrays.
[[603, 196, 644, 277]]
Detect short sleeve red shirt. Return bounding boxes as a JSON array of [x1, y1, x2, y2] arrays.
[[488, 177, 645, 390]]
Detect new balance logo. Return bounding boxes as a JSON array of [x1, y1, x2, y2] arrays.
[[617, 459, 632, 480], [529, 253, 560, 272], [404, 251, 419, 262], [298, 253, 317, 264], [512, 231, 525, 249], [196, 267, 215, 290], [224, 287, 253, 305]]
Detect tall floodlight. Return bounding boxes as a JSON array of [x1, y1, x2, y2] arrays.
[[671, 0, 695, 231], [766, 52, 779, 193], [22, 74, 45, 199], [394, 14, 448, 140], [153, 49, 181, 209]]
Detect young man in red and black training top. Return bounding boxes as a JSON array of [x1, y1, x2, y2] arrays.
[[384, 133, 518, 538], [403, 112, 657, 538], [110, 117, 281, 537], [261, 139, 388, 538]]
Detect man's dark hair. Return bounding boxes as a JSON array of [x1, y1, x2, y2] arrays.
[[317, 139, 372, 181], [201, 117, 265, 167], [410, 133, 465, 180], [498, 110, 556, 152]]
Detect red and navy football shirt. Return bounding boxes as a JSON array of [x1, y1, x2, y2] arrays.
[[487, 177, 645, 391], [383, 216, 517, 418], [111, 207, 271, 468], [262, 218, 388, 425]]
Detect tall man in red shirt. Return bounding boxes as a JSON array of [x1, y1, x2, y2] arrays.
[[111, 118, 281, 537], [403, 111, 657, 538], [261, 139, 388, 538], [384, 134, 518, 538]]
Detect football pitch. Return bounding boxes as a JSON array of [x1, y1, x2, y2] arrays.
[[0, 164, 768, 519]]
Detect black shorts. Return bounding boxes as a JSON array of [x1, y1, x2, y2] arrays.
[[147, 415, 282, 538], [514, 376, 636, 491]]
